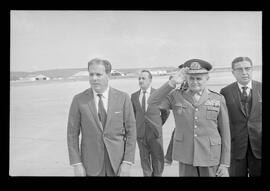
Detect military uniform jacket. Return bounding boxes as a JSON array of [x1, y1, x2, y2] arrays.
[[148, 82, 231, 167]]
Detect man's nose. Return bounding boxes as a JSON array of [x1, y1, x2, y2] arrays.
[[242, 69, 248, 75]]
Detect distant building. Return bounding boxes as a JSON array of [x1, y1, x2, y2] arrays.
[[111, 70, 125, 76], [71, 71, 89, 78], [149, 70, 167, 75], [71, 70, 125, 78], [25, 74, 50, 81]]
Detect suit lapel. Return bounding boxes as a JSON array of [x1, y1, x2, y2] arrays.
[[105, 88, 118, 130], [86, 88, 103, 131], [231, 82, 246, 117], [135, 90, 143, 113], [250, 81, 260, 116], [146, 88, 155, 112]]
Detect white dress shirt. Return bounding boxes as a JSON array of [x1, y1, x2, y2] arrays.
[[92, 86, 109, 112], [139, 87, 151, 111], [237, 81, 252, 96]]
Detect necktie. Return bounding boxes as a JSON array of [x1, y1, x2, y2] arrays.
[[97, 94, 107, 129], [242, 86, 248, 100], [142, 90, 146, 113], [241, 86, 248, 115]]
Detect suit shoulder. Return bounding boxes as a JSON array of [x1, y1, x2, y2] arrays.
[[74, 88, 90, 98], [220, 82, 236, 92], [253, 80, 262, 86], [131, 90, 140, 97], [223, 82, 235, 89]]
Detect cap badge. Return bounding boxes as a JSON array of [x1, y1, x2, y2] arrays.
[[190, 62, 201, 70]]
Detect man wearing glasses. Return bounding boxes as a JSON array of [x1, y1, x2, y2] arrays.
[[220, 57, 262, 176]]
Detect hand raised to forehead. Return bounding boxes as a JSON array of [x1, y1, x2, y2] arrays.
[[170, 67, 189, 87]]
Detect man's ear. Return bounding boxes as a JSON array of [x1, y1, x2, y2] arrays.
[[231, 70, 235, 76]]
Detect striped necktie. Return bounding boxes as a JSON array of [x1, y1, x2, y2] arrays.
[[97, 94, 107, 129], [242, 86, 248, 100], [241, 86, 248, 115], [142, 90, 146, 113]]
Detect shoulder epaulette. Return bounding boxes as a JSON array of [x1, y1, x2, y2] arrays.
[[208, 89, 221, 96]]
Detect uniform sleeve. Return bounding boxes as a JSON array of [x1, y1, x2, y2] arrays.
[[148, 81, 174, 110], [122, 93, 137, 163], [217, 95, 231, 166], [67, 95, 82, 165], [160, 108, 170, 125]]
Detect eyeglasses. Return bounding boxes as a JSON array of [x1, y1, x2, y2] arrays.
[[234, 67, 252, 72]]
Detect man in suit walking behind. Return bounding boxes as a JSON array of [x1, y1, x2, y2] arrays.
[[67, 58, 136, 176], [131, 70, 170, 176], [220, 57, 262, 177]]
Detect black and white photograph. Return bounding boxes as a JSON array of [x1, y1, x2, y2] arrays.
[[10, 10, 262, 177]]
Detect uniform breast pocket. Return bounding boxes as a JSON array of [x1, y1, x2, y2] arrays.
[[206, 106, 219, 120], [174, 103, 187, 115]]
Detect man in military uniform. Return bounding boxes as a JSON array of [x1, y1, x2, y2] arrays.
[[148, 59, 231, 177]]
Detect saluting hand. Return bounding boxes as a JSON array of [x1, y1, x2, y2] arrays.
[[169, 67, 189, 88]]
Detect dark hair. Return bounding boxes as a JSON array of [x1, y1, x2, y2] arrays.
[[141, 70, 153, 80], [88, 58, 112, 74], [231, 57, 253, 69]]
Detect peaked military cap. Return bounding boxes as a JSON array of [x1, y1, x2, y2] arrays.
[[178, 64, 184, 69], [184, 59, 212, 74]]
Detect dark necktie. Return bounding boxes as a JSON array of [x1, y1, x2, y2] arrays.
[[241, 86, 248, 114], [242, 86, 248, 100], [142, 90, 146, 113], [97, 94, 107, 129]]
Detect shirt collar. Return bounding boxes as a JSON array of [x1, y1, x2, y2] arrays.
[[92, 86, 110, 99], [141, 86, 151, 94], [237, 81, 252, 90], [187, 87, 205, 96]]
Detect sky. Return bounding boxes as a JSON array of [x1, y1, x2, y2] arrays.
[[10, 11, 262, 72]]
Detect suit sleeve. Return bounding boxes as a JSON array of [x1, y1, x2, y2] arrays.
[[122, 93, 137, 163], [218, 95, 231, 166], [67, 95, 82, 165], [130, 94, 136, 117]]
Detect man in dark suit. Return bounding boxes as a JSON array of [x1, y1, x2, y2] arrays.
[[67, 58, 136, 176], [220, 57, 262, 177], [131, 70, 170, 176]]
